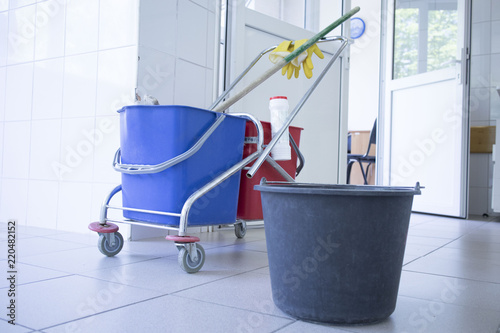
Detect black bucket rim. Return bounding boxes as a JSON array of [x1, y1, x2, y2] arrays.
[[254, 180, 422, 196]]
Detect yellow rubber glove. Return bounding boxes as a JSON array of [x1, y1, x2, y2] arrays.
[[291, 39, 325, 79], [270, 40, 301, 80], [269, 40, 292, 63], [290, 39, 308, 67], [282, 42, 301, 79], [303, 43, 324, 79], [270, 39, 324, 79]]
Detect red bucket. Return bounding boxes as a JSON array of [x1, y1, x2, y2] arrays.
[[237, 121, 303, 220]]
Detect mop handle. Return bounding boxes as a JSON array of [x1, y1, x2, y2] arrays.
[[212, 6, 360, 114], [284, 6, 359, 63]]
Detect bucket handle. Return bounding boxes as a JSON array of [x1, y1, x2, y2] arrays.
[[113, 114, 227, 174]]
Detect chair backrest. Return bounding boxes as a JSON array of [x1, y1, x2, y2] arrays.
[[364, 119, 377, 157]]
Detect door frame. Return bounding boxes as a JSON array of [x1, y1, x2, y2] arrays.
[[378, 0, 472, 217]]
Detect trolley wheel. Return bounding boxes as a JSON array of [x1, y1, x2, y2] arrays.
[[178, 243, 205, 274], [234, 221, 247, 239], [97, 232, 124, 257]]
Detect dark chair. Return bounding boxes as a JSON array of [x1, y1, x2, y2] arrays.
[[347, 119, 376, 185]]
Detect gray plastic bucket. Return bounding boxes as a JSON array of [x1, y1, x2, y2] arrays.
[[255, 181, 421, 324]]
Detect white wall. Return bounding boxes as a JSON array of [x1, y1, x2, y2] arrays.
[[131, 0, 219, 239], [347, 0, 381, 131], [137, 0, 218, 108], [0, 0, 219, 236], [468, 0, 500, 215]]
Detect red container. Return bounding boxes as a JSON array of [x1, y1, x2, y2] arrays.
[[237, 121, 303, 220]]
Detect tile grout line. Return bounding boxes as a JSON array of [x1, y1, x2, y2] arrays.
[[404, 219, 495, 265], [0, 273, 76, 290], [0, 317, 37, 331], [270, 321, 298, 333], [397, 293, 500, 313], [170, 292, 294, 321], [168, 265, 270, 296], [402, 268, 500, 286], [38, 293, 170, 332]]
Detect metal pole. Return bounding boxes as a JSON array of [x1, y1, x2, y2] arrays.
[[247, 37, 349, 179]]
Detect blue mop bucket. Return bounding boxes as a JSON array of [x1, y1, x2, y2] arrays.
[[116, 105, 246, 226]]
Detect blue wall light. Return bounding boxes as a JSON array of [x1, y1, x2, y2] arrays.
[[350, 17, 365, 39]]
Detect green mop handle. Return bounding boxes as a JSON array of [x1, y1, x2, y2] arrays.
[[212, 6, 360, 114], [285, 6, 360, 63]]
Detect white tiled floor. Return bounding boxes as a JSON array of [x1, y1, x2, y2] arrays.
[[1, 213, 500, 332]]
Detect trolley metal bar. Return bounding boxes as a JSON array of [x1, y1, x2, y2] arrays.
[[105, 219, 182, 231], [106, 205, 182, 217], [265, 156, 295, 182], [209, 45, 276, 111], [178, 150, 262, 236], [177, 114, 264, 236], [209, 36, 349, 112], [247, 36, 349, 179], [100, 184, 122, 223], [113, 114, 227, 174]]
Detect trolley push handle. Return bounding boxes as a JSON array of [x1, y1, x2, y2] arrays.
[[210, 36, 349, 112], [246, 36, 350, 179], [112, 114, 227, 174], [211, 6, 360, 114], [112, 112, 264, 177]]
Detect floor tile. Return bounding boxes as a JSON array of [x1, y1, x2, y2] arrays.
[[275, 321, 357, 332], [0, 263, 71, 288], [406, 226, 462, 239], [420, 246, 500, 263], [198, 244, 270, 272], [11, 236, 92, 258], [474, 221, 500, 233], [404, 243, 441, 258], [408, 213, 439, 226], [405, 235, 453, 247], [444, 234, 500, 252], [253, 266, 271, 275], [0, 319, 34, 332], [120, 236, 180, 257], [41, 231, 100, 247], [407, 219, 482, 240], [399, 271, 500, 311], [174, 271, 287, 317], [457, 230, 500, 244], [43, 294, 294, 333], [331, 296, 500, 333], [18, 247, 158, 274], [230, 239, 268, 252], [0, 275, 164, 330], [80, 256, 243, 293], [412, 216, 484, 228], [403, 249, 500, 283], [2, 214, 500, 332], [15, 224, 67, 238], [402, 255, 420, 265]]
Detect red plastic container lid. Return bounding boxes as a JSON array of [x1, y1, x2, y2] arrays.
[[270, 96, 287, 100]]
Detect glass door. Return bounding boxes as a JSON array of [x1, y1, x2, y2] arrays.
[[381, 0, 470, 217]]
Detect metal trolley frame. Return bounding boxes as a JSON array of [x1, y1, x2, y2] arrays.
[[88, 36, 350, 273]]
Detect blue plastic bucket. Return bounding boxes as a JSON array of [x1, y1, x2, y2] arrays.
[[118, 105, 246, 226]]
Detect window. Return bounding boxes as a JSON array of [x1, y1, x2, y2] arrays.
[[245, 0, 343, 34], [393, 0, 458, 79]]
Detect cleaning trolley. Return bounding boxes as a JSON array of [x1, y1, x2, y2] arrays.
[[88, 8, 359, 273]]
